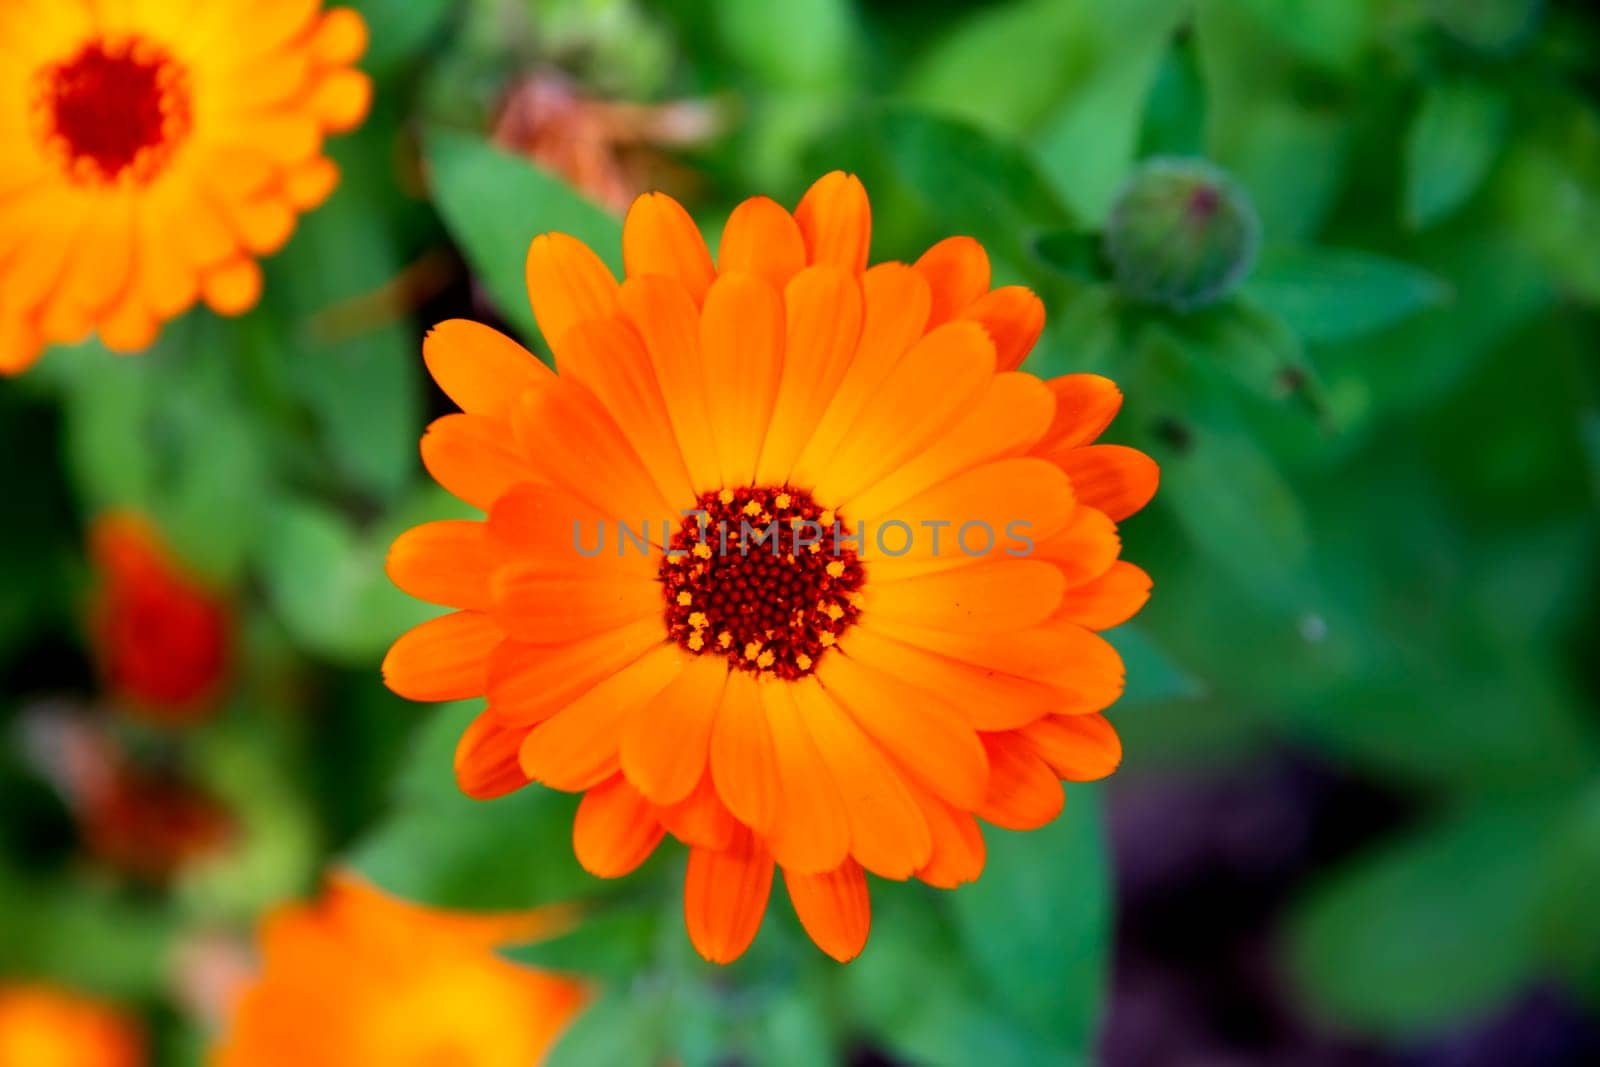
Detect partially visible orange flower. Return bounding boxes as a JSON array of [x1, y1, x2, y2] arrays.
[[0, 984, 143, 1067], [0, 0, 371, 374], [384, 173, 1157, 963], [88, 512, 231, 722], [212, 876, 589, 1067]]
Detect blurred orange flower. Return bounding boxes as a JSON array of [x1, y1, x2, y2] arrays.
[[384, 172, 1156, 963], [89, 513, 230, 723], [0, 0, 371, 374], [212, 876, 589, 1067], [0, 984, 143, 1067]]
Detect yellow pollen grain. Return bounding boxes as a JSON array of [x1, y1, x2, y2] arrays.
[[825, 561, 846, 578], [756, 649, 776, 669], [718, 489, 735, 505], [717, 631, 733, 649], [807, 543, 821, 554], [742, 500, 761, 516], [796, 653, 813, 671], [825, 603, 845, 621], [687, 633, 705, 651], [692, 543, 712, 559], [676, 591, 692, 606], [820, 509, 835, 527], [775, 493, 792, 509], [743, 641, 762, 661], [688, 611, 709, 629], [819, 633, 836, 647]]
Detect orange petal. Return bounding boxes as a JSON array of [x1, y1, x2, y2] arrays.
[[510, 375, 674, 522], [761, 678, 851, 873], [1038, 374, 1123, 452], [657, 769, 738, 851], [717, 196, 806, 290], [283, 157, 340, 210], [977, 732, 1064, 830], [1055, 560, 1151, 630], [789, 263, 931, 488], [555, 317, 696, 509], [842, 622, 1063, 730], [794, 172, 871, 273], [817, 653, 988, 810], [310, 7, 368, 64], [623, 192, 715, 301], [202, 258, 262, 316], [790, 678, 931, 879], [865, 616, 1126, 716], [486, 482, 656, 580], [754, 265, 863, 485], [865, 560, 1065, 634], [958, 286, 1044, 371], [1022, 714, 1122, 781], [855, 456, 1074, 573], [490, 562, 659, 644], [684, 827, 774, 964], [525, 232, 618, 354], [812, 320, 995, 504], [700, 271, 784, 488], [420, 413, 542, 511], [844, 375, 1055, 523], [915, 236, 989, 326], [309, 69, 372, 132], [485, 618, 665, 726], [1052, 444, 1159, 522], [617, 275, 721, 493], [573, 775, 664, 877], [424, 319, 550, 419], [621, 654, 728, 805], [456, 711, 529, 799], [383, 611, 500, 701], [1033, 505, 1122, 586], [785, 861, 871, 962], [519, 644, 684, 791], [709, 670, 781, 833], [387, 520, 496, 610], [911, 787, 987, 888]]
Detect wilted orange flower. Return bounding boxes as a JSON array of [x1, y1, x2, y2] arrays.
[[0, 0, 371, 374], [212, 877, 588, 1067], [384, 173, 1157, 963], [0, 984, 143, 1067], [89, 512, 230, 722]]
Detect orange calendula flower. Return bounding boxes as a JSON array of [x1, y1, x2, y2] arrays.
[[0, 984, 143, 1067], [0, 0, 371, 373], [212, 877, 589, 1067], [89, 512, 231, 722], [383, 172, 1157, 963]]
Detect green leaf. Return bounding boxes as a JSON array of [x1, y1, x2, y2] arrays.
[[1034, 0, 1188, 224], [874, 107, 1074, 270], [711, 0, 859, 90], [1129, 338, 1315, 606], [504, 907, 659, 981], [1405, 81, 1509, 229], [0, 867, 176, 1000], [348, 702, 598, 910], [425, 127, 623, 353], [546, 991, 662, 1067], [1289, 799, 1561, 1035], [1244, 245, 1450, 343], [351, 0, 453, 75], [256, 497, 431, 664], [950, 786, 1110, 1056]]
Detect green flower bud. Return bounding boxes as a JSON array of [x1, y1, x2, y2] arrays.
[[1103, 157, 1260, 313]]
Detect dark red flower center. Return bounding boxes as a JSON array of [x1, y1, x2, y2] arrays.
[[38, 38, 191, 184], [659, 486, 865, 679]]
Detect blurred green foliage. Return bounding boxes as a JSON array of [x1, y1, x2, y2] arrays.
[[3, 0, 1599, 1063]]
